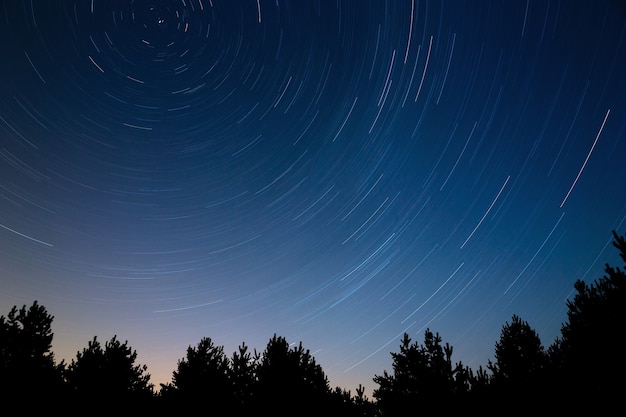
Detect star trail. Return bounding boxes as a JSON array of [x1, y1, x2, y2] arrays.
[[1, 1, 625, 395]]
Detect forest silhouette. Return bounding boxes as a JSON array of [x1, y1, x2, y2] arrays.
[[1, 230, 624, 415]]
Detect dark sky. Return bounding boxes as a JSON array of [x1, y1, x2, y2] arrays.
[[1, 0, 625, 395]]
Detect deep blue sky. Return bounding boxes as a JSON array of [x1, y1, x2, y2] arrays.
[[1, 0, 625, 396]]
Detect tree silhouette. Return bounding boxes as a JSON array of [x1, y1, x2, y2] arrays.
[[229, 341, 256, 411], [4, 231, 625, 412], [373, 330, 474, 414], [487, 314, 547, 406], [0, 301, 65, 405], [160, 336, 233, 411], [328, 384, 379, 417], [64, 335, 153, 409], [548, 230, 626, 410], [253, 334, 331, 416]]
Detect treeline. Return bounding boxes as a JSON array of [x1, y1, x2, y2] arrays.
[[1, 231, 625, 415]]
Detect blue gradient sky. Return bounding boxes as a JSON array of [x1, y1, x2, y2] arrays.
[[1, 0, 625, 396]]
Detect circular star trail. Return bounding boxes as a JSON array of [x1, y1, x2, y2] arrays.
[[1, 0, 625, 394]]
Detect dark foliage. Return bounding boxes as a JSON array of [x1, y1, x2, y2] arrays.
[[229, 341, 256, 410], [64, 335, 154, 411], [328, 384, 380, 417], [0, 301, 65, 407], [156, 333, 373, 416], [547, 230, 626, 410], [487, 314, 549, 408], [372, 329, 479, 414], [252, 334, 332, 416], [1, 230, 624, 415], [158, 336, 233, 411]]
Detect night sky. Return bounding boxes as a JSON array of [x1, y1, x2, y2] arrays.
[[1, 0, 625, 395]]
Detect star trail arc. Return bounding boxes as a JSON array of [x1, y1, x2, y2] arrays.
[[0, 0, 624, 397]]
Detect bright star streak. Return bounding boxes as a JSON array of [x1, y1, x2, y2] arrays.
[[460, 175, 511, 249], [560, 108, 611, 208]]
